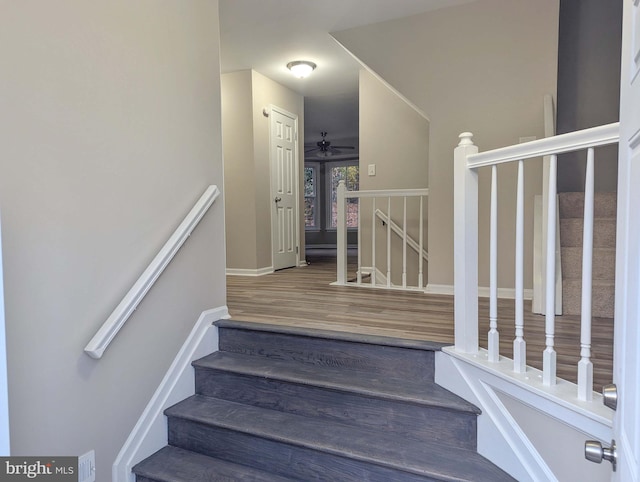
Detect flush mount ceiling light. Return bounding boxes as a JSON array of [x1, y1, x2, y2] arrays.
[[287, 60, 316, 79]]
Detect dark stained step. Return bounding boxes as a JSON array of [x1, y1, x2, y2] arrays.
[[133, 445, 295, 482], [166, 395, 516, 482], [194, 350, 479, 449], [216, 319, 445, 382]]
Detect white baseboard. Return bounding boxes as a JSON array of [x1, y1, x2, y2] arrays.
[[425, 284, 534, 300], [226, 266, 274, 276], [112, 306, 229, 482]]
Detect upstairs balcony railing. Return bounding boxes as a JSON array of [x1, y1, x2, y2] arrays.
[[453, 123, 619, 401], [335, 181, 429, 291]]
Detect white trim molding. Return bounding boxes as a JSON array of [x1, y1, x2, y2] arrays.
[[436, 349, 613, 482], [112, 306, 229, 482], [85, 185, 220, 359], [425, 284, 534, 300], [467, 123, 619, 169], [0, 212, 9, 455], [226, 266, 274, 277]]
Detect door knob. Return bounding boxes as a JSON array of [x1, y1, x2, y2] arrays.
[[602, 384, 618, 411], [274, 196, 282, 203], [585, 439, 617, 471]]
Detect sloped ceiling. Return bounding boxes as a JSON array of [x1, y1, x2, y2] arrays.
[[219, 0, 473, 149]]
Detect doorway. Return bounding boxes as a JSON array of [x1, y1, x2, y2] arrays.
[[269, 106, 299, 271]]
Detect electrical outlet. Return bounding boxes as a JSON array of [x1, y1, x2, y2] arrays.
[[78, 450, 95, 482], [368, 164, 376, 176]]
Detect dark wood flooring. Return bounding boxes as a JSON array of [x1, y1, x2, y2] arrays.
[[226, 255, 614, 394]]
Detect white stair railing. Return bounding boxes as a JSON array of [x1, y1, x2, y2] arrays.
[[336, 181, 429, 291], [454, 123, 619, 400], [84, 185, 220, 359], [374, 209, 429, 264], [533, 93, 563, 315]]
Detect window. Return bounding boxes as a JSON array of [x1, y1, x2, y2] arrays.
[[304, 160, 359, 233], [304, 164, 319, 229], [328, 163, 359, 229]]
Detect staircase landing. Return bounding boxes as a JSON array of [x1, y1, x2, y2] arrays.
[[227, 255, 614, 393]]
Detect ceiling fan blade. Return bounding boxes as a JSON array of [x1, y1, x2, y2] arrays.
[[331, 145, 355, 149]]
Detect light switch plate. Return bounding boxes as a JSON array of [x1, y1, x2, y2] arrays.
[[368, 164, 376, 176]]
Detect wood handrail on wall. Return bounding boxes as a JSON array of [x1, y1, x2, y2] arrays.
[[84, 185, 220, 359]]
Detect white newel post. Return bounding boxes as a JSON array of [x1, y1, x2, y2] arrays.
[[336, 180, 347, 285], [454, 133, 479, 353]]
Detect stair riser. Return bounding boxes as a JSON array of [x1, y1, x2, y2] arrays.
[[560, 218, 616, 248], [562, 280, 615, 318], [219, 327, 435, 381], [558, 192, 617, 219], [168, 418, 442, 482], [561, 247, 616, 280], [195, 368, 477, 450]]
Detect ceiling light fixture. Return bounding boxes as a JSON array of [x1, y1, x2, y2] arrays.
[[287, 60, 316, 79]]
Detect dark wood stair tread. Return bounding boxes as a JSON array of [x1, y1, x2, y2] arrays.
[[166, 395, 514, 482], [194, 351, 479, 415], [133, 445, 295, 482], [216, 319, 448, 351]]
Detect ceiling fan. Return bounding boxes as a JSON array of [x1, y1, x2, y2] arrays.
[[305, 132, 355, 158]]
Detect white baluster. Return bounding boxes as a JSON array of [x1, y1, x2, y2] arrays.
[[387, 197, 392, 288], [489, 165, 499, 362], [543, 155, 558, 386], [419, 196, 424, 289], [514, 160, 526, 373], [371, 197, 376, 286], [357, 196, 362, 285], [453, 132, 479, 353], [578, 148, 595, 400], [336, 180, 347, 285], [402, 196, 407, 288]]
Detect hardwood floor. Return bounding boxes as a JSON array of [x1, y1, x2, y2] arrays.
[[226, 255, 614, 393]]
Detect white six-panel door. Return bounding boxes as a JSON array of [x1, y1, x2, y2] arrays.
[[613, 1, 640, 480], [270, 107, 299, 271]]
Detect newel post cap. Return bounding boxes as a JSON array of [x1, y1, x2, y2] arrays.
[[458, 132, 474, 146]]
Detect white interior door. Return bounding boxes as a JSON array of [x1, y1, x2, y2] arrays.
[[612, 1, 640, 479], [270, 107, 298, 271]]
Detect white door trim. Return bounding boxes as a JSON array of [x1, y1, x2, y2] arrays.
[[612, 1, 640, 480], [0, 213, 10, 455], [268, 104, 300, 270]]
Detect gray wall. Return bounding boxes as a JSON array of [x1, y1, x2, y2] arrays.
[[359, 70, 430, 285], [0, 2, 226, 481], [222, 70, 305, 271], [334, 0, 559, 289], [556, 0, 623, 192]]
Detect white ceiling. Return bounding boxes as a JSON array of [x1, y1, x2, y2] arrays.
[[219, 0, 470, 146]]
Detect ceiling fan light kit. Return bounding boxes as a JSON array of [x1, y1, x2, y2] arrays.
[[305, 131, 356, 158], [287, 60, 316, 78]]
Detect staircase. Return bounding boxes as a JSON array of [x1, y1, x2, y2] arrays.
[[133, 320, 515, 481], [559, 192, 616, 318]]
